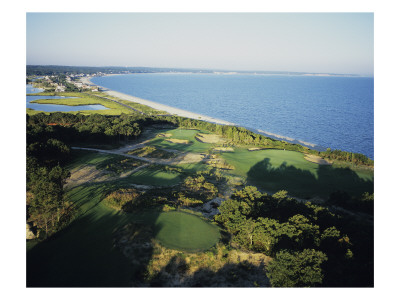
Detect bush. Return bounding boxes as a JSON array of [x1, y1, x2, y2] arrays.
[[104, 189, 140, 210]]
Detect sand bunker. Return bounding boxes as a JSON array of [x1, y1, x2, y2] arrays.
[[213, 147, 234, 152], [157, 133, 173, 138], [304, 154, 332, 165], [247, 147, 268, 151], [64, 165, 111, 189], [195, 133, 224, 144], [166, 138, 191, 144], [204, 156, 235, 170]]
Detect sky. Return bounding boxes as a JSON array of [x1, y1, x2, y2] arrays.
[[26, 13, 373, 75], [26, 13, 374, 75]]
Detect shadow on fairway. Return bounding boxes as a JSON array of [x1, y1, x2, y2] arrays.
[[26, 182, 163, 287], [247, 158, 373, 199]]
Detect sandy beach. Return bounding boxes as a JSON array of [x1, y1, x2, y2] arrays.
[[83, 76, 235, 126]]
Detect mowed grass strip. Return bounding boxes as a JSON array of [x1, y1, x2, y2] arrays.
[[154, 211, 220, 252]]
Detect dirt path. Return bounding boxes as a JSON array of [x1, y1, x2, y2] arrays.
[[304, 154, 332, 165]]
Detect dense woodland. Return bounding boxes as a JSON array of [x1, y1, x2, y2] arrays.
[[215, 186, 373, 287]]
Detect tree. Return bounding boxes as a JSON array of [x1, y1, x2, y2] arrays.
[[287, 214, 320, 249], [231, 186, 263, 217], [266, 249, 328, 287]]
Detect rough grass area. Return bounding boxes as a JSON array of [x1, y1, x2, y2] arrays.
[[195, 133, 224, 144], [126, 146, 178, 159], [113, 224, 270, 287]]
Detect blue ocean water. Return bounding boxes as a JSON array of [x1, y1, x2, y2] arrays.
[[91, 74, 374, 159]]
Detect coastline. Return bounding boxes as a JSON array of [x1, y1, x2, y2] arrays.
[[84, 75, 324, 151], [84, 75, 235, 126]]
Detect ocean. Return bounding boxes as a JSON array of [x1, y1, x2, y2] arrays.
[[91, 73, 374, 159]]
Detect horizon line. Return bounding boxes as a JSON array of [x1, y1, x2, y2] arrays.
[[26, 64, 373, 77]]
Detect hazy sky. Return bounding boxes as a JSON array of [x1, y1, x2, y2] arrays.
[[26, 13, 374, 75]]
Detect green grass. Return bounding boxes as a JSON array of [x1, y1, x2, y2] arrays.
[[27, 178, 219, 286], [153, 211, 220, 252], [127, 166, 182, 186], [126, 146, 178, 159], [26, 150, 220, 286], [222, 148, 374, 199], [27, 183, 134, 287], [68, 150, 117, 170], [147, 128, 214, 153], [28, 91, 134, 115]]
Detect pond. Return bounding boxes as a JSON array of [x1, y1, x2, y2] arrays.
[[26, 84, 109, 112]]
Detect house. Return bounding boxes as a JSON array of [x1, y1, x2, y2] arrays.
[[55, 85, 66, 92]]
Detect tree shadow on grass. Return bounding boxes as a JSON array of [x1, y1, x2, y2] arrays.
[[247, 158, 373, 199], [26, 182, 163, 287], [148, 254, 270, 287]]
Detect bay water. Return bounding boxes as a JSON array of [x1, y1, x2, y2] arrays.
[[91, 74, 374, 159]]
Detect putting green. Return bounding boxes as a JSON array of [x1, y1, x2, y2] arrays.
[[154, 211, 220, 252]]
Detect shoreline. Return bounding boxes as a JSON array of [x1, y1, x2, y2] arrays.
[[84, 75, 235, 126], [84, 75, 325, 151]]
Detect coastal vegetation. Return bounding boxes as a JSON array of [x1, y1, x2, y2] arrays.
[[26, 82, 373, 287]]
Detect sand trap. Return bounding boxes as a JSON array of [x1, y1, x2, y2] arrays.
[[247, 147, 268, 151], [304, 154, 332, 165], [174, 153, 205, 164], [64, 165, 111, 189], [158, 133, 173, 138], [213, 147, 234, 152], [166, 138, 191, 144], [204, 156, 235, 170], [195, 133, 224, 144]]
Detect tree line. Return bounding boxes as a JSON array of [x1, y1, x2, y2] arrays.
[[26, 135, 73, 239], [27, 111, 373, 167], [27, 112, 148, 146]]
